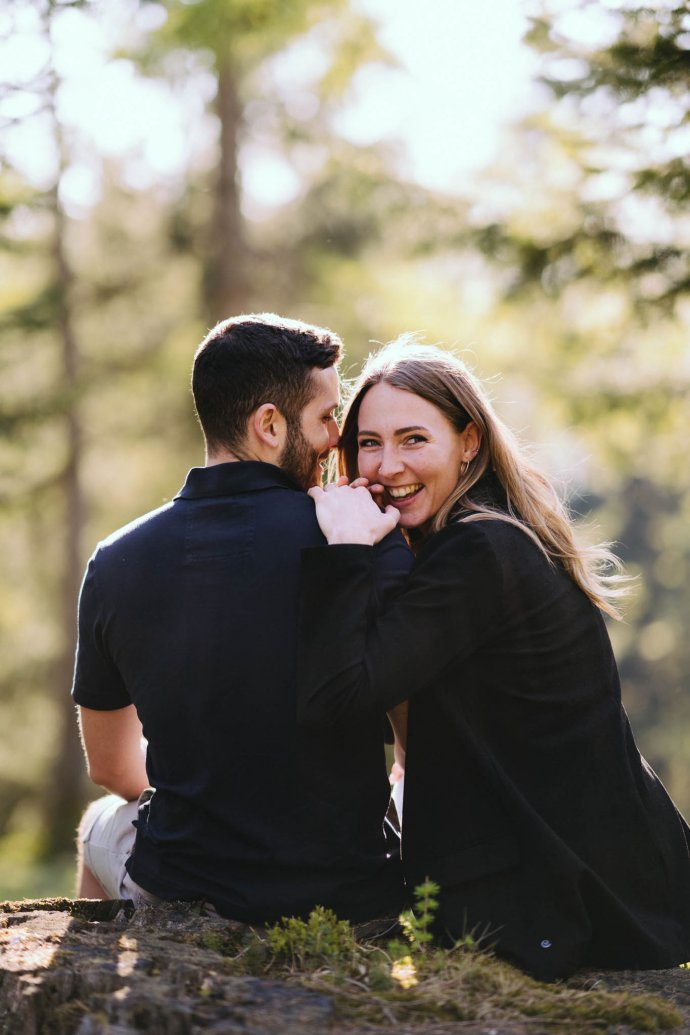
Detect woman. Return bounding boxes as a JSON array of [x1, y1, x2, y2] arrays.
[[297, 339, 690, 981]]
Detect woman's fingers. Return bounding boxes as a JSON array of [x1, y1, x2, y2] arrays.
[[320, 476, 372, 490]]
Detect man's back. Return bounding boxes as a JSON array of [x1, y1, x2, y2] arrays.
[[73, 461, 408, 922]]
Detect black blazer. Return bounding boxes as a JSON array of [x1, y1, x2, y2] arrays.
[[298, 512, 690, 980]]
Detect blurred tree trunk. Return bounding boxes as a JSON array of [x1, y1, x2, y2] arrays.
[[203, 59, 249, 324], [39, 45, 87, 859]]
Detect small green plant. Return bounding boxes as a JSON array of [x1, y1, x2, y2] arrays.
[[399, 878, 440, 954], [386, 879, 441, 989], [264, 905, 357, 970], [388, 878, 441, 964]]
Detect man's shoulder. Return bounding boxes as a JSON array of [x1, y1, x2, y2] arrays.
[[94, 501, 176, 557], [255, 484, 326, 546], [92, 484, 326, 564]]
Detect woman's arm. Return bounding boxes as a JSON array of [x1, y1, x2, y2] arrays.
[[298, 522, 502, 727]]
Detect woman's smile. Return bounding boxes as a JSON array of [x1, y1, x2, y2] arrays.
[[386, 483, 423, 501]]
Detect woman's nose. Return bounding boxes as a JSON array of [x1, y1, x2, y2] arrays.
[[377, 448, 404, 477]]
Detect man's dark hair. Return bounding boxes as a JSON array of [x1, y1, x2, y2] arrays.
[[192, 313, 342, 454]]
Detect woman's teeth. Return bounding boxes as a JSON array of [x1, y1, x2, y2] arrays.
[[388, 484, 422, 500]]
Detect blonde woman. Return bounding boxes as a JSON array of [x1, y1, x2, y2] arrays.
[[298, 340, 690, 981]]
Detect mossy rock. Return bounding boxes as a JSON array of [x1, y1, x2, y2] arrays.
[[0, 898, 687, 1034]]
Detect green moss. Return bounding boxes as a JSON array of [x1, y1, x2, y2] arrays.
[[527, 991, 683, 1032], [193, 924, 247, 959], [199, 929, 225, 953]]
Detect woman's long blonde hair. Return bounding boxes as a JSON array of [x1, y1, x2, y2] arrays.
[[338, 338, 627, 619]]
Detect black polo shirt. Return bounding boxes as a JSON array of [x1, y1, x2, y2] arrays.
[[72, 462, 412, 922]]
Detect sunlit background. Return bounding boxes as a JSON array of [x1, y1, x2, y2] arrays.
[[1, 0, 689, 899]]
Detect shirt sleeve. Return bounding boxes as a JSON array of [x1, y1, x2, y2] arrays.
[[71, 554, 131, 710], [297, 521, 502, 727]]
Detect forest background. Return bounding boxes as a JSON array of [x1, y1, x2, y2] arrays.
[[1, 0, 689, 900]]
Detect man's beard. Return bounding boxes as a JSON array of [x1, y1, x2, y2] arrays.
[[280, 420, 323, 491]]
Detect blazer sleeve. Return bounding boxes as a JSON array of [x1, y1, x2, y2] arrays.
[[370, 528, 414, 611], [297, 521, 503, 727]]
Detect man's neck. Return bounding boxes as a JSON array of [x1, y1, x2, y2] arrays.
[[205, 449, 240, 467], [205, 446, 269, 467]]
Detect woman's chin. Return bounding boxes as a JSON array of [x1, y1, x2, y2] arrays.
[[395, 505, 441, 536], [396, 510, 427, 530]]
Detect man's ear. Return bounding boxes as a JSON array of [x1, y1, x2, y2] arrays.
[[250, 403, 287, 456]]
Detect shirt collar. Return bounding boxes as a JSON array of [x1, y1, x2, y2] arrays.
[[175, 461, 304, 500]]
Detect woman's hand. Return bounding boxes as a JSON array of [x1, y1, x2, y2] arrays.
[[308, 479, 400, 545]]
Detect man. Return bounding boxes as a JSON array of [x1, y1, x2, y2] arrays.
[[73, 313, 411, 922]]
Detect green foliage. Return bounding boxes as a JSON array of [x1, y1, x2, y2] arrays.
[[396, 878, 440, 955], [264, 906, 357, 970], [528, 4, 690, 102], [516, 1, 690, 310], [155, 0, 333, 67]]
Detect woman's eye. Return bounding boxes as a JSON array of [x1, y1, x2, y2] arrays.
[[358, 438, 379, 449], [405, 435, 426, 445]]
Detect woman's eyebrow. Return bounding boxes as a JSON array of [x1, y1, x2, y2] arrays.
[[357, 425, 429, 437]]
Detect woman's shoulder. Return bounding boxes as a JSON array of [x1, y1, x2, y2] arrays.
[[418, 515, 549, 579], [415, 517, 507, 570], [425, 513, 531, 550]]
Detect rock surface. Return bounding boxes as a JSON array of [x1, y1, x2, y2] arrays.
[[0, 899, 333, 1035], [1, 898, 689, 1035]]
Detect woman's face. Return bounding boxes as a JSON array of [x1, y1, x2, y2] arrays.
[[356, 382, 477, 531]]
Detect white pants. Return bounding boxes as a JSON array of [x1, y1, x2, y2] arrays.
[[391, 774, 404, 826], [80, 793, 160, 905]]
